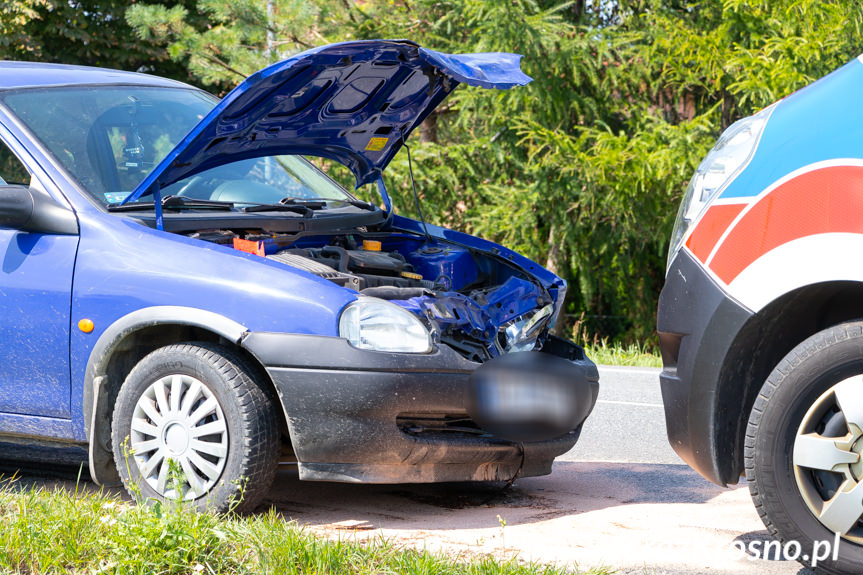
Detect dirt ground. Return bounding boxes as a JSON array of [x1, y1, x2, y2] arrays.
[[262, 461, 812, 575], [6, 457, 814, 575]]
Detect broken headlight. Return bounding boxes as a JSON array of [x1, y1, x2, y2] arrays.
[[339, 296, 433, 353], [498, 304, 554, 353]]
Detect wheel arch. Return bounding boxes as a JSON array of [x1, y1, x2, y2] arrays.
[[84, 306, 286, 486], [715, 280, 863, 484]]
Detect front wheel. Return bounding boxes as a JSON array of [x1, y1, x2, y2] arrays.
[[111, 342, 279, 513], [746, 322, 863, 574]]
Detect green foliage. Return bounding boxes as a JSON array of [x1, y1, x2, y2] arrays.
[[0, 1, 209, 85], [0, 0, 47, 55], [127, 0, 351, 89], [0, 477, 612, 575], [637, 0, 863, 123], [583, 340, 662, 368], [4, 0, 863, 345]]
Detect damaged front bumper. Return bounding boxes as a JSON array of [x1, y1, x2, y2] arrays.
[[243, 333, 598, 483]]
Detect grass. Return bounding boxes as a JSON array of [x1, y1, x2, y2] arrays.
[[0, 474, 610, 575], [583, 340, 662, 368]]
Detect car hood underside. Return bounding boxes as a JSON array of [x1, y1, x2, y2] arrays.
[[126, 40, 531, 204]]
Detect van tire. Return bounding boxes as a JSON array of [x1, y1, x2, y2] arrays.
[[746, 321, 863, 574]]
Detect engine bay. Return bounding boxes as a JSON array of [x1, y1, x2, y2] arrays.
[[187, 228, 557, 362]]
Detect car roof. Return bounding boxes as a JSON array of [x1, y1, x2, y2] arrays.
[[0, 61, 192, 90]]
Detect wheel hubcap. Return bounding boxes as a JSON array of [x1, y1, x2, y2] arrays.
[[129, 374, 229, 500], [163, 422, 190, 455], [793, 376, 863, 542]]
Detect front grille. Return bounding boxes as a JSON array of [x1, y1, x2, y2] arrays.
[[396, 412, 487, 438]]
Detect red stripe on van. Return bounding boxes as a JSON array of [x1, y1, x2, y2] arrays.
[[710, 165, 863, 284], [686, 203, 746, 263]]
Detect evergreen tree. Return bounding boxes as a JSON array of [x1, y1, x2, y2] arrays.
[[7, 0, 859, 345], [127, 0, 349, 90], [0, 1, 208, 85]]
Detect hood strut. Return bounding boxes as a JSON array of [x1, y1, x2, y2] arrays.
[[403, 135, 433, 245], [153, 183, 165, 230]]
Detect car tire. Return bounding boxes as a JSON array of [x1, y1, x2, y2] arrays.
[[746, 321, 863, 574], [111, 342, 279, 513]]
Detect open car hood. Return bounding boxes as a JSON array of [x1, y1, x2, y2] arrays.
[[126, 40, 531, 204]]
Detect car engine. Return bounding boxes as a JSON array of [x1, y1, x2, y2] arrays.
[[188, 229, 557, 362]]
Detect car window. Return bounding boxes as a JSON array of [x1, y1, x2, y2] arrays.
[[161, 155, 354, 205], [0, 139, 31, 187], [1, 85, 357, 209], [1, 86, 214, 204]]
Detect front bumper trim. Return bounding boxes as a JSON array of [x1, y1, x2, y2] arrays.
[[242, 333, 597, 483], [658, 249, 753, 485]]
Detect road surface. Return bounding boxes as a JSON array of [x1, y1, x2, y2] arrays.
[[261, 365, 812, 575]]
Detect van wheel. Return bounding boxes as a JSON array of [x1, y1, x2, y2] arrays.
[[111, 342, 279, 513], [746, 322, 863, 574]]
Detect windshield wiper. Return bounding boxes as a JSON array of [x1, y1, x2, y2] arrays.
[[108, 195, 374, 218], [108, 195, 235, 212], [241, 204, 314, 217], [273, 197, 376, 211], [332, 199, 375, 211], [241, 197, 327, 217], [280, 198, 328, 209]]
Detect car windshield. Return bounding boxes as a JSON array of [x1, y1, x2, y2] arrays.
[[0, 85, 354, 207], [159, 155, 354, 206]]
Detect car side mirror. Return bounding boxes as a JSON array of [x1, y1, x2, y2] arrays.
[[0, 184, 78, 235]]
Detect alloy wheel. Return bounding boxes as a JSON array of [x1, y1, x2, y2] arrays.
[[793, 375, 863, 542]]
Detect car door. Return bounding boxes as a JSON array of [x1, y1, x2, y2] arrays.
[[0, 133, 79, 419]]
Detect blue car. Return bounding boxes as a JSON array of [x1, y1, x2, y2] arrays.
[[0, 40, 598, 511]]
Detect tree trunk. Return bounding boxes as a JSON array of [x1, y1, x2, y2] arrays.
[[545, 220, 561, 276], [419, 112, 438, 144], [545, 220, 568, 337]]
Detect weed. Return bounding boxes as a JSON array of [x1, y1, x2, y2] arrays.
[[571, 313, 662, 368], [583, 339, 662, 368], [0, 480, 608, 575], [497, 514, 508, 552]]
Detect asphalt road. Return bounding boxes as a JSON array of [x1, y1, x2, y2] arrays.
[[562, 365, 681, 465], [1, 365, 814, 575], [254, 365, 813, 575]]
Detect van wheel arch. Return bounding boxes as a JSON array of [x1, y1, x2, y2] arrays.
[[715, 281, 863, 485]]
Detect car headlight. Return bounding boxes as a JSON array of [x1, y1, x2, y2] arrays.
[[339, 297, 432, 353], [498, 304, 554, 353], [667, 106, 773, 268]]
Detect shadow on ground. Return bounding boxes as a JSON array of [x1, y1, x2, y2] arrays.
[[0, 448, 814, 575], [261, 461, 726, 530]]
